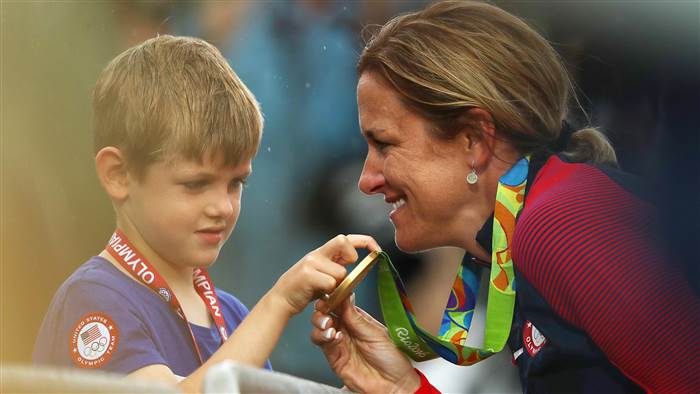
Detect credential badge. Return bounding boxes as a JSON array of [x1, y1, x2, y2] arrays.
[[158, 288, 171, 302]]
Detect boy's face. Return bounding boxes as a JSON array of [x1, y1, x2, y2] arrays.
[[122, 151, 251, 269]]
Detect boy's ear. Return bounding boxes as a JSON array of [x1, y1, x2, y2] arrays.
[[457, 107, 496, 167], [95, 147, 130, 201]]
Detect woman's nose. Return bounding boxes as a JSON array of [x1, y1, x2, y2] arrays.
[[358, 156, 385, 195]]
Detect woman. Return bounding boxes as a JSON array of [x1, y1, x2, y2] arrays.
[[311, 1, 699, 393]]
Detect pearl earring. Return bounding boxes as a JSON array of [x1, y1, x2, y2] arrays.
[[466, 160, 478, 184]]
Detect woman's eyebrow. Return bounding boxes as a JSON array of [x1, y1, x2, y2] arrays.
[[362, 128, 386, 139]]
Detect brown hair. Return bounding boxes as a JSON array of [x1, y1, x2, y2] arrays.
[[358, 0, 617, 166], [93, 35, 263, 177]]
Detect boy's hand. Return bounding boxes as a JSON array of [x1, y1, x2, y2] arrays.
[[270, 234, 381, 316]]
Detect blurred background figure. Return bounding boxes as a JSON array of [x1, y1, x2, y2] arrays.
[[2, 1, 696, 392]]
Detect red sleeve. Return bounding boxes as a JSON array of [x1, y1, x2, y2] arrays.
[[513, 158, 700, 393], [414, 368, 441, 394]]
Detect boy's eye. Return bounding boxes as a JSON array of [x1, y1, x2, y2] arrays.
[[229, 178, 248, 191], [183, 180, 207, 190]]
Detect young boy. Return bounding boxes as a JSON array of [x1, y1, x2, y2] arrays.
[[32, 35, 380, 393]]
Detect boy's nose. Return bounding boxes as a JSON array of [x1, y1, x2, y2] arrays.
[[205, 194, 235, 219]]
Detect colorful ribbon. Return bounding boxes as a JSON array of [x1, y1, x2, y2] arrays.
[[378, 157, 529, 365]]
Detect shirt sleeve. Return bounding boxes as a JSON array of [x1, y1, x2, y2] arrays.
[[36, 280, 168, 375], [513, 166, 700, 393], [414, 368, 441, 394]]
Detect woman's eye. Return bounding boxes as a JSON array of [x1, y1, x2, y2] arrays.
[[374, 139, 390, 151]]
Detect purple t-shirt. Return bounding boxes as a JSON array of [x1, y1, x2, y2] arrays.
[[33, 256, 271, 376]]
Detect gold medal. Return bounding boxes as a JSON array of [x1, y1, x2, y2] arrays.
[[322, 251, 380, 313]]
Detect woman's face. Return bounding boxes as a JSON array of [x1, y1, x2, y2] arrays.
[[357, 72, 476, 252]]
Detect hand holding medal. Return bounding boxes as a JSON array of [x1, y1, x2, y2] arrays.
[[270, 234, 381, 316], [311, 251, 422, 394], [320, 251, 381, 314]]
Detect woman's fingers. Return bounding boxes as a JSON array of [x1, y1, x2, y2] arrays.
[[311, 310, 343, 345], [316, 292, 384, 338], [311, 324, 341, 345], [311, 311, 333, 330], [334, 295, 389, 340], [314, 298, 329, 312]]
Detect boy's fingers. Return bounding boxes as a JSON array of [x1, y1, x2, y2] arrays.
[[315, 272, 342, 295], [345, 234, 382, 253], [320, 261, 347, 282], [318, 234, 382, 265], [319, 235, 358, 264], [306, 265, 344, 289]]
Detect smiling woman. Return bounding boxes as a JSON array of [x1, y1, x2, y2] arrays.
[[310, 1, 700, 393], [357, 72, 518, 258]]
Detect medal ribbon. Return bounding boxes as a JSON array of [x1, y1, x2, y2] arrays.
[[378, 157, 529, 365], [106, 229, 228, 364]]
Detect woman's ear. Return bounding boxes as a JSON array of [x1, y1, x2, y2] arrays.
[[459, 108, 496, 166], [95, 147, 130, 202]]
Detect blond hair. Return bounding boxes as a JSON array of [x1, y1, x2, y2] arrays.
[[93, 35, 263, 177], [358, 0, 616, 166]]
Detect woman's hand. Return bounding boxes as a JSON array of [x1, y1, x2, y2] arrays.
[[311, 295, 420, 394], [269, 234, 381, 316]]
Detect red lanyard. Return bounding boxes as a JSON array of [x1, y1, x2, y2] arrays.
[[106, 229, 228, 364]]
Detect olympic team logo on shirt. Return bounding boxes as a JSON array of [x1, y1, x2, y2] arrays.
[[69, 312, 119, 368], [523, 320, 547, 357]]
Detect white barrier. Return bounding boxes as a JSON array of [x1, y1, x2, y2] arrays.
[[0, 364, 178, 393], [204, 361, 349, 394], [1, 363, 350, 393]]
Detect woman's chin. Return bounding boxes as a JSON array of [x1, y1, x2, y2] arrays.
[[394, 232, 430, 254]]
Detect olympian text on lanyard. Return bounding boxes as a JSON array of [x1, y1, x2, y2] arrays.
[[106, 229, 228, 364]]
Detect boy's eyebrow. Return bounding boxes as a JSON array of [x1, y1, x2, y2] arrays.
[[178, 168, 252, 179], [235, 169, 252, 179], [178, 169, 216, 178]]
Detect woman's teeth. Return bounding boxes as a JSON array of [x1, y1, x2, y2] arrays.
[[392, 198, 406, 211]]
